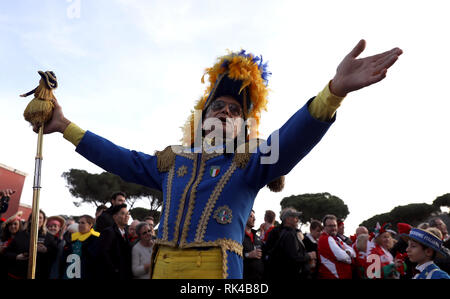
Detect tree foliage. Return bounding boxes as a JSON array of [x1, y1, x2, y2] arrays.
[[433, 193, 450, 209], [280, 192, 349, 224], [129, 207, 161, 224], [359, 203, 440, 230], [62, 169, 163, 212]]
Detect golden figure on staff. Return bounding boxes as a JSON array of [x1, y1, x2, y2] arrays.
[[20, 70, 58, 279]]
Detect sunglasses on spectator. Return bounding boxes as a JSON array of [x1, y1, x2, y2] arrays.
[[209, 100, 242, 117], [142, 230, 152, 235]]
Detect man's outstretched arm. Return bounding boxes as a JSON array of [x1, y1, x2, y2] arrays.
[[35, 98, 164, 191], [247, 40, 403, 189]]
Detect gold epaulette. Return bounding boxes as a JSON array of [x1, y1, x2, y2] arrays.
[[155, 146, 176, 172]]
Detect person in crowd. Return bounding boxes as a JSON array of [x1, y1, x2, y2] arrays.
[[353, 233, 370, 279], [132, 222, 154, 279], [98, 204, 132, 279], [95, 204, 108, 222], [366, 223, 404, 279], [61, 214, 100, 279], [390, 222, 415, 279], [144, 216, 157, 237], [46, 215, 66, 239], [355, 226, 369, 236], [31, 41, 402, 278], [403, 227, 450, 279], [264, 208, 315, 280], [95, 191, 127, 232], [2, 210, 58, 279], [66, 217, 76, 227], [0, 189, 15, 221], [350, 226, 369, 244], [46, 215, 66, 279], [0, 211, 24, 278], [337, 219, 352, 245], [128, 219, 140, 245], [259, 210, 276, 243], [0, 211, 24, 253], [318, 214, 355, 279], [428, 217, 450, 274], [429, 217, 449, 241], [243, 210, 264, 280], [302, 219, 322, 278]]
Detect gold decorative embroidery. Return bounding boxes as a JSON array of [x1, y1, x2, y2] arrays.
[[172, 154, 198, 243], [222, 246, 228, 279], [155, 146, 176, 172], [179, 154, 207, 247], [195, 163, 237, 242], [176, 165, 188, 177], [162, 164, 176, 241]]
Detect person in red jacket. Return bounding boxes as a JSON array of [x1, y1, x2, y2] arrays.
[[366, 222, 405, 279], [318, 214, 355, 279]]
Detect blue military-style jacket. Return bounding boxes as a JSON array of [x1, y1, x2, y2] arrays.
[[75, 99, 334, 278], [414, 262, 450, 279]]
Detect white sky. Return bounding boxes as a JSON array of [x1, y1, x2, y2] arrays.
[[1, 0, 449, 234]]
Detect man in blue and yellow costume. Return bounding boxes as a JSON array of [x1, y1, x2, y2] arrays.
[[36, 40, 402, 278]]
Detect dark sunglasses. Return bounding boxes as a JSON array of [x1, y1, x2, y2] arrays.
[[142, 230, 152, 235], [210, 100, 242, 117]]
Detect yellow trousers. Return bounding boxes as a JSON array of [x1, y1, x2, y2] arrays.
[[152, 246, 223, 279]]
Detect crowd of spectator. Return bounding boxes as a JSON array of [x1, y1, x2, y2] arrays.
[[243, 208, 450, 280], [0, 191, 156, 279], [1, 188, 449, 280]]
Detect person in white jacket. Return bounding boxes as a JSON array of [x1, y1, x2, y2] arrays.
[[131, 222, 154, 279], [318, 214, 356, 279]]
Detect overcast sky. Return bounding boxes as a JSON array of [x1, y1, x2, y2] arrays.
[[1, 0, 449, 234]]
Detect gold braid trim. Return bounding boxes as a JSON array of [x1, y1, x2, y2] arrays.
[[173, 154, 198, 242], [155, 146, 176, 172], [222, 246, 228, 279], [179, 154, 207, 246], [195, 163, 237, 242], [162, 164, 176, 241]]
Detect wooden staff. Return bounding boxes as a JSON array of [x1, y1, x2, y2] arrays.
[[27, 125, 44, 279]]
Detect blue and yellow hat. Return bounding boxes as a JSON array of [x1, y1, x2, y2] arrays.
[[401, 228, 449, 259], [181, 50, 271, 145]]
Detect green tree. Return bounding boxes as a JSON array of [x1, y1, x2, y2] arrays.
[[359, 203, 440, 230], [129, 207, 161, 224], [280, 192, 349, 224], [433, 193, 450, 210], [62, 169, 163, 212]]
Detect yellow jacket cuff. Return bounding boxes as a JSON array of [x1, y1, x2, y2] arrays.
[[63, 122, 86, 147], [309, 81, 345, 121]]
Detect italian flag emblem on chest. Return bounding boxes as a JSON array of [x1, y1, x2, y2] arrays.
[[210, 166, 220, 177]]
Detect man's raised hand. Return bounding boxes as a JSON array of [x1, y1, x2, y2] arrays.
[[330, 39, 403, 97]]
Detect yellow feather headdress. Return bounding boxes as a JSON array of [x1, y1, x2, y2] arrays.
[[181, 50, 271, 146]]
